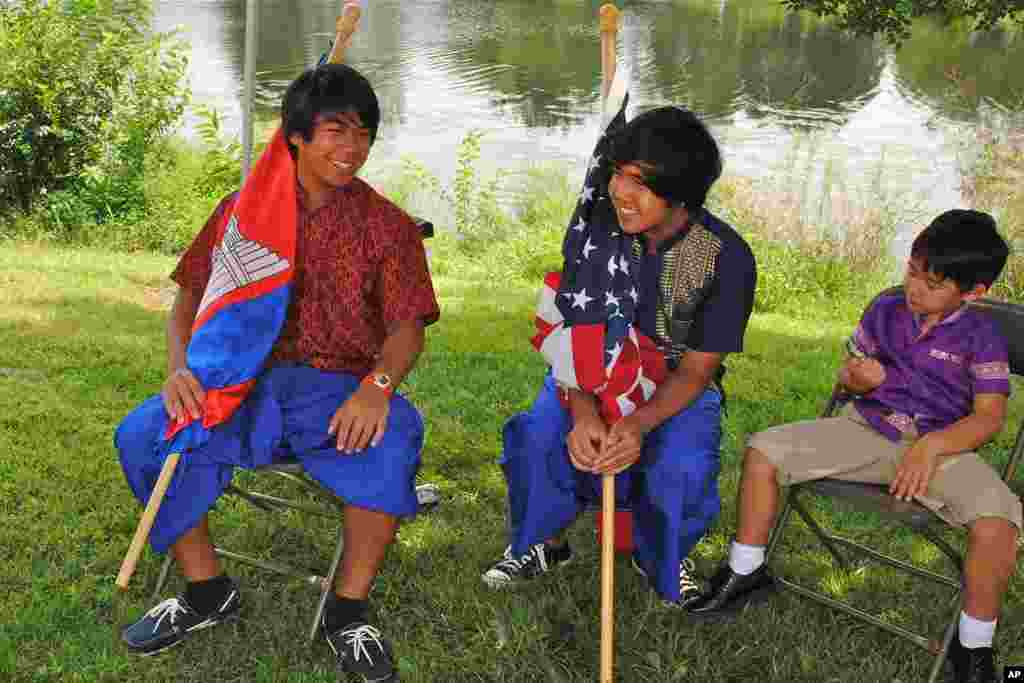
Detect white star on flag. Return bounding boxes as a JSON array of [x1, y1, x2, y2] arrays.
[[571, 288, 594, 310], [629, 286, 639, 302], [605, 291, 620, 308], [619, 255, 630, 275], [582, 238, 597, 260], [581, 185, 595, 203], [587, 154, 602, 176], [571, 218, 586, 232], [607, 255, 619, 277]]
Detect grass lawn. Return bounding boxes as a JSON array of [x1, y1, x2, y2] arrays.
[[1, 238, 1021, 682]]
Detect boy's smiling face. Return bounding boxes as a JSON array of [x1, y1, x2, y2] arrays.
[[609, 162, 688, 246], [903, 257, 985, 321], [290, 110, 371, 201]]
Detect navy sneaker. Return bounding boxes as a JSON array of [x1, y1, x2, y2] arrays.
[[481, 542, 572, 588], [121, 581, 240, 655], [323, 617, 397, 683]]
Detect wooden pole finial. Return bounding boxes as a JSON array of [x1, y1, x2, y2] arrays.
[[328, 2, 363, 65], [599, 4, 620, 34]]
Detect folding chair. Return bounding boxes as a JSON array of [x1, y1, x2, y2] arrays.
[[153, 216, 440, 644], [763, 287, 1024, 683]]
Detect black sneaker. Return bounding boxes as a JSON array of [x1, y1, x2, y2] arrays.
[[947, 632, 997, 683], [481, 542, 572, 588], [121, 582, 240, 656], [323, 617, 397, 683], [631, 556, 703, 608], [684, 562, 776, 620]]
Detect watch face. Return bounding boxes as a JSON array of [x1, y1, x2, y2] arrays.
[[374, 373, 392, 389]]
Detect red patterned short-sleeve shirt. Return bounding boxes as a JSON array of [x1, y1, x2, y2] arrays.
[[172, 178, 440, 376]]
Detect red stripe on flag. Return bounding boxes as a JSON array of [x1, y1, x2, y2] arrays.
[[570, 323, 606, 392]]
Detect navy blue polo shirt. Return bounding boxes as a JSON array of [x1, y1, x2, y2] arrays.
[[633, 209, 756, 356]]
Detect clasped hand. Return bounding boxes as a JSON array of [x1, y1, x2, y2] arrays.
[[328, 383, 391, 454], [568, 413, 645, 475]]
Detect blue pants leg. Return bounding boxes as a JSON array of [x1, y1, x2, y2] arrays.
[[115, 395, 244, 554], [115, 366, 424, 554], [281, 367, 424, 519], [502, 375, 722, 602], [631, 389, 722, 601], [503, 376, 583, 556]]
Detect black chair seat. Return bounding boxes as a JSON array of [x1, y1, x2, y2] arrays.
[[263, 455, 304, 475], [801, 479, 936, 528]]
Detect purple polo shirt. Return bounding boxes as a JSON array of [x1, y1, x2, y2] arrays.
[[850, 293, 1011, 442]]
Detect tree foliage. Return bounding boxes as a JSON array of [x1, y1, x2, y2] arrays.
[[0, 0, 188, 216], [780, 1, 1024, 43]]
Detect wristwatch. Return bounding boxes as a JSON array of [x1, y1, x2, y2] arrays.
[[363, 372, 393, 396]]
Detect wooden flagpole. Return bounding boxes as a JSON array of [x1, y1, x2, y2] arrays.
[[116, 1, 365, 593], [116, 452, 181, 590], [599, 7, 621, 683]]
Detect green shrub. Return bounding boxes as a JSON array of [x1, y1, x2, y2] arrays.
[[0, 0, 188, 218], [193, 105, 247, 197]]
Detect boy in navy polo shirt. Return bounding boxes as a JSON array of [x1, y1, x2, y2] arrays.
[[688, 210, 1019, 683], [480, 108, 757, 608]]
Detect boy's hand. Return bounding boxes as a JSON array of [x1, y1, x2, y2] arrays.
[[328, 384, 390, 454], [889, 435, 940, 501], [592, 416, 645, 475], [567, 412, 608, 472], [162, 368, 205, 422], [839, 357, 886, 394]]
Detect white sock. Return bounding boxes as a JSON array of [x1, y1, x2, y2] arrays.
[[728, 541, 766, 576], [959, 612, 996, 649]]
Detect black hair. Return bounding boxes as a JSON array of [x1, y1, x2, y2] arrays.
[[607, 106, 722, 211], [281, 64, 381, 155], [910, 209, 1008, 291]]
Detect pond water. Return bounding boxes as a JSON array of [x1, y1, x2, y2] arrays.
[[153, 0, 1024, 249]]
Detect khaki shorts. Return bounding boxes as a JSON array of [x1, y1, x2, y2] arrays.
[[748, 405, 1022, 530]]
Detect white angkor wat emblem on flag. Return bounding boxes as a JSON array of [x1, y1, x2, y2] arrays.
[[197, 214, 291, 318]]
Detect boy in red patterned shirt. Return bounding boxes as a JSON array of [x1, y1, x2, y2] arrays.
[[116, 65, 438, 682]]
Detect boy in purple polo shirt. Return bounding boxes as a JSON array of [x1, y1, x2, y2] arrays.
[[687, 210, 1019, 683]]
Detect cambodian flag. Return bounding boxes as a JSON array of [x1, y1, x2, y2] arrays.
[[532, 94, 666, 422], [162, 130, 297, 454]]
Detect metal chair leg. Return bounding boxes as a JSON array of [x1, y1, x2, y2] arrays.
[[789, 492, 851, 571], [765, 489, 796, 564], [153, 553, 175, 600], [927, 592, 963, 683], [308, 527, 346, 644]]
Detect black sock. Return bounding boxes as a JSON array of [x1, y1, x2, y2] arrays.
[[184, 574, 233, 615], [324, 596, 368, 633]]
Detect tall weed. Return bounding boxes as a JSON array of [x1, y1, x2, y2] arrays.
[[379, 131, 509, 256]]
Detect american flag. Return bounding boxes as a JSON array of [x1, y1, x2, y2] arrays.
[[532, 94, 667, 422]]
